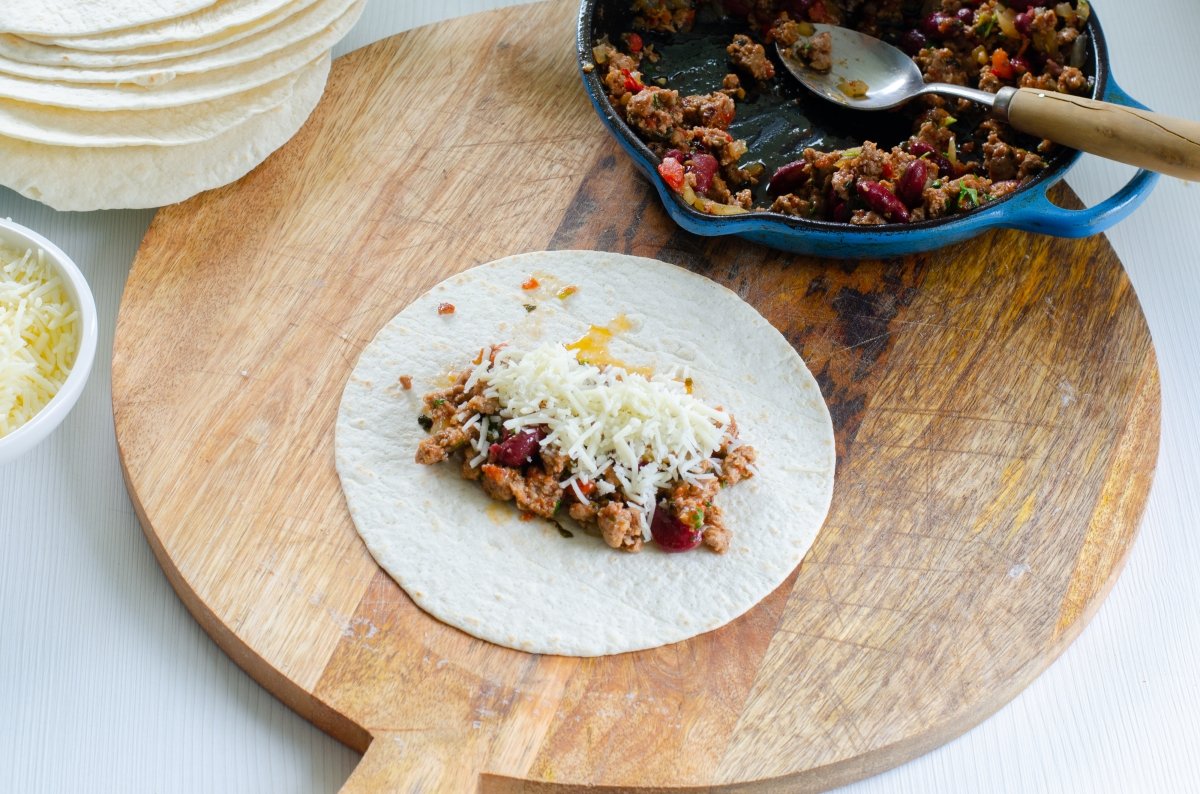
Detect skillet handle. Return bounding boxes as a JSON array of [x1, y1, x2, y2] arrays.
[[999, 79, 1160, 238], [1001, 87, 1200, 180]]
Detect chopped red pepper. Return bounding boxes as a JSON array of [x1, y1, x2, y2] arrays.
[[437, 302, 455, 315], [474, 343, 507, 365], [521, 276, 539, 290], [882, 162, 895, 181], [657, 156, 686, 192], [991, 48, 1015, 81], [620, 68, 644, 93], [626, 32, 643, 54], [710, 105, 735, 129]]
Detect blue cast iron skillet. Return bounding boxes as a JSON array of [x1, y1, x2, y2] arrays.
[[577, 1, 1159, 258]]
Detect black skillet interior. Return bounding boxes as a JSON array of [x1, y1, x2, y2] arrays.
[[587, 0, 1108, 223]]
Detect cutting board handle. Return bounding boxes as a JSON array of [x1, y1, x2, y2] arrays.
[[341, 731, 489, 793]]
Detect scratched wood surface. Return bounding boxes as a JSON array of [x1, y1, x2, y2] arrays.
[[111, 1, 1159, 790]]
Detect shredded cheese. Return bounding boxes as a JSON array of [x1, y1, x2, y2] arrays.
[[0, 243, 78, 438], [476, 343, 730, 534]]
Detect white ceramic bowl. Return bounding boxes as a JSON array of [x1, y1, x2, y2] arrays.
[[0, 218, 97, 465]]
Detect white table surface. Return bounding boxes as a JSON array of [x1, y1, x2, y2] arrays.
[[2, 1, 1198, 791]]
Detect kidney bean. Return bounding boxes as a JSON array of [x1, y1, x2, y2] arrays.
[[823, 185, 849, 223], [856, 180, 910, 223], [651, 506, 703, 552], [896, 160, 930, 208], [687, 153, 720, 195], [1014, 11, 1034, 36], [921, 12, 960, 39], [767, 160, 809, 196], [908, 141, 955, 178], [900, 29, 928, 55], [488, 428, 544, 467], [908, 141, 934, 158]]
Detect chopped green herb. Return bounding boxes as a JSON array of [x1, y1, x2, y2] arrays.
[[417, 414, 433, 431], [958, 185, 980, 208], [977, 14, 995, 38], [553, 498, 563, 513], [932, 179, 943, 188], [941, 115, 957, 128], [524, 303, 537, 312], [691, 509, 704, 529], [556, 523, 574, 539], [432, 398, 446, 407]]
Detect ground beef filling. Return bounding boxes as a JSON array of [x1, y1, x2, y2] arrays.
[[595, 0, 1094, 224], [727, 33, 776, 81], [790, 31, 834, 73], [414, 368, 756, 554]]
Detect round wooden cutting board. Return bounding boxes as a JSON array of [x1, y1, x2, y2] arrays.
[[112, 2, 1160, 790]]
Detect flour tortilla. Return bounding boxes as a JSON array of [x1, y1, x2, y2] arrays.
[[23, 0, 296, 49], [0, 0, 219, 38], [335, 251, 836, 657], [0, 0, 359, 110], [0, 55, 319, 147], [0, 0, 354, 85], [0, 53, 327, 210], [0, 0, 323, 68]]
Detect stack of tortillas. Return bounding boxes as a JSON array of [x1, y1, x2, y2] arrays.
[[0, 0, 364, 211]]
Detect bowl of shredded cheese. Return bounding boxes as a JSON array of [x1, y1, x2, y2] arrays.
[[0, 218, 97, 465]]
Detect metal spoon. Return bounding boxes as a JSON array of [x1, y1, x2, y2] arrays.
[[777, 24, 1200, 181]]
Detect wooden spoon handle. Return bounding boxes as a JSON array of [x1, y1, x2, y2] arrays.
[[1003, 87, 1200, 180]]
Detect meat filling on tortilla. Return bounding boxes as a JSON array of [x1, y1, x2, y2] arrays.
[[414, 344, 757, 554]]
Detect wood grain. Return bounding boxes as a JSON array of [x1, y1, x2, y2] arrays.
[[1007, 87, 1200, 180], [111, 1, 1159, 790]]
